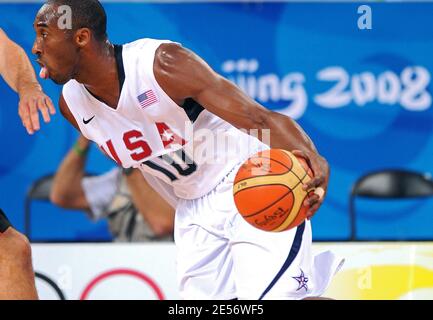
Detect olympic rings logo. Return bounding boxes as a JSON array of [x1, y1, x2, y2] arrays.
[[80, 269, 165, 300], [35, 269, 165, 300]]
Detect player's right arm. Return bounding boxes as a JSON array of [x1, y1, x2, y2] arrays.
[[0, 28, 55, 134], [154, 43, 329, 218]]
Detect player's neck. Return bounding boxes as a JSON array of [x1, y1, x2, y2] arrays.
[[75, 41, 121, 108]]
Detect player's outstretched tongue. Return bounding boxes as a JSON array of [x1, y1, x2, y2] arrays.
[[39, 67, 49, 79]]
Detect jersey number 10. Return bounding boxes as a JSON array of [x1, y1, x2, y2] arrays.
[[100, 126, 197, 181]]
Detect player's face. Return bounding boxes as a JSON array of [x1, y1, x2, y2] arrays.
[[32, 4, 79, 85]]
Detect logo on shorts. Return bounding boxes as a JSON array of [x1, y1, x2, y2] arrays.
[[293, 269, 309, 291]]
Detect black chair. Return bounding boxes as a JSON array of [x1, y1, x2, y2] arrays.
[[24, 174, 55, 241], [349, 169, 433, 241]]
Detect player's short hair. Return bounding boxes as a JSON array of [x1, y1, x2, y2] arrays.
[[48, 0, 107, 41]]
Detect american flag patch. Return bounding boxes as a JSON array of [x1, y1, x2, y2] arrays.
[[137, 90, 158, 108]]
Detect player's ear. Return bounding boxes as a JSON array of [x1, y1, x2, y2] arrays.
[[74, 28, 91, 48]]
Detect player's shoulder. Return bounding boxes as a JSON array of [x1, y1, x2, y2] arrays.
[[61, 80, 87, 110], [123, 37, 169, 49], [62, 79, 82, 95], [122, 38, 180, 56]]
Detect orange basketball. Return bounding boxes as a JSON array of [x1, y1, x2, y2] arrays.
[[233, 149, 315, 232]]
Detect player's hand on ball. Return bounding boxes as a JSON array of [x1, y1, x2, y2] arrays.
[[18, 85, 55, 135], [291, 149, 329, 219]]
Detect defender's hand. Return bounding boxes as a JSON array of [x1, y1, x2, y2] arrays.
[[18, 85, 55, 135]]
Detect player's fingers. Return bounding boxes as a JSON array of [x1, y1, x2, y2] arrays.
[[303, 193, 320, 207], [306, 203, 321, 219], [18, 101, 34, 135], [291, 149, 305, 157], [303, 175, 325, 190], [314, 187, 325, 200], [292, 151, 323, 191], [305, 187, 327, 218], [292, 150, 310, 165], [28, 99, 41, 131], [45, 96, 56, 115], [37, 97, 51, 123]]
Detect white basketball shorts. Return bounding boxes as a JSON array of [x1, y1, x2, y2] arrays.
[[174, 163, 344, 300]]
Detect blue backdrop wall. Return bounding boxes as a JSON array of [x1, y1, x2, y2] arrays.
[[1, 2, 433, 241]]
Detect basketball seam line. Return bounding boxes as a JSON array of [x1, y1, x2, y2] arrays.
[[234, 172, 297, 189], [234, 182, 293, 196], [273, 190, 311, 231], [234, 183, 294, 194], [233, 171, 307, 197], [242, 190, 291, 219], [279, 150, 311, 183], [233, 157, 295, 193], [242, 178, 305, 218], [238, 156, 309, 191], [291, 170, 308, 184]]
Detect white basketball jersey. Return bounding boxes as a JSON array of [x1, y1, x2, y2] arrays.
[[62, 38, 267, 199]]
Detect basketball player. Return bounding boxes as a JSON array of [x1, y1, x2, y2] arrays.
[[32, 0, 342, 299], [0, 29, 43, 299], [0, 28, 55, 134]]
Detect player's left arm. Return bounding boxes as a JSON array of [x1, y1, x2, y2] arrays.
[[0, 28, 55, 135], [154, 43, 328, 217]]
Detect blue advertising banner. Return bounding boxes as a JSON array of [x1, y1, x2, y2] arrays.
[[1, 2, 433, 240]]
